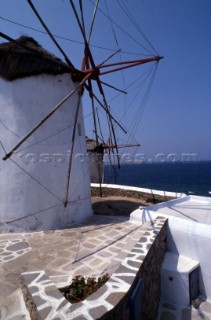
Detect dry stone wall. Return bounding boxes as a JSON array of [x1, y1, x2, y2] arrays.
[[91, 186, 174, 204]]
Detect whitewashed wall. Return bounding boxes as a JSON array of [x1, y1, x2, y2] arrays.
[[130, 197, 211, 299], [166, 217, 211, 299], [0, 73, 92, 231]]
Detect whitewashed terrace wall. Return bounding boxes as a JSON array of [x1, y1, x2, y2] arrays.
[[166, 217, 211, 299], [131, 196, 211, 299]]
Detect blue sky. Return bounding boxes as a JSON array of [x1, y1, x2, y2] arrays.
[[1, 0, 211, 161]]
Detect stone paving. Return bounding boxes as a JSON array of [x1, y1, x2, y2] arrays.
[[20, 215, 166, 319], [0, 214, 150, 319]]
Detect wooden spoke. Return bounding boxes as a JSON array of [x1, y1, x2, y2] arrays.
[[69, 1, 97, 72], [103, 144, 140, 149], [99, 56, 163, 75], [69, 1, 88, 48], [84, 83, 127, 134], [99, 49, 121, 66], [88, 0, 100, 44], [95, 78, 120, 167], [88, 80, 104, 194], [100, 80, 127, 94], [64, 93, 82, 207], [27, 0, 73, 67], [79, 0, 86, 39], [99, 56, 163, 68], [83, 56, 163, 75]]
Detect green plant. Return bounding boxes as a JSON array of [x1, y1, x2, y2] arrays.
[[59, 274, 110, 303]]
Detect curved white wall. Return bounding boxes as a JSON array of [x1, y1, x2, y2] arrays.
[[0, 74, 92, 231], [166, 217, 211, 299], [131, 200, 211, 299]]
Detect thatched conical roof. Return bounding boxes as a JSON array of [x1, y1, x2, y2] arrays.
[[0, 36, 82, 81]]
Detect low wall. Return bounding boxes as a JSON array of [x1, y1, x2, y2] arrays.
[[101, 218, 167, 320], [91, 183, 179, 204], [141, 221, 167, 319], [21, 217, 167, 320], [131, 195, 211, 299], [167, 217, 211, 299]]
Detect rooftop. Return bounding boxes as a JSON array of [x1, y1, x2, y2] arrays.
[[0, 36, 82, 81]]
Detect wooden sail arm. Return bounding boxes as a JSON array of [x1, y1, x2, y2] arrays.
[[98, 56, 163, 69], [83, 56, 163, 77], [103, 144, 141, 149], [27, 0, 73, 68]]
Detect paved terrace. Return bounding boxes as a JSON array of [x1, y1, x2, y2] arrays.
[[0, 214, 150, 319]]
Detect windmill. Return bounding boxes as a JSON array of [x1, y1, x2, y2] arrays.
[[0, 0, 163, 231]]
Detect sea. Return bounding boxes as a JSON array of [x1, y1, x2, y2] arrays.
[[104, 161, 211, 196]]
